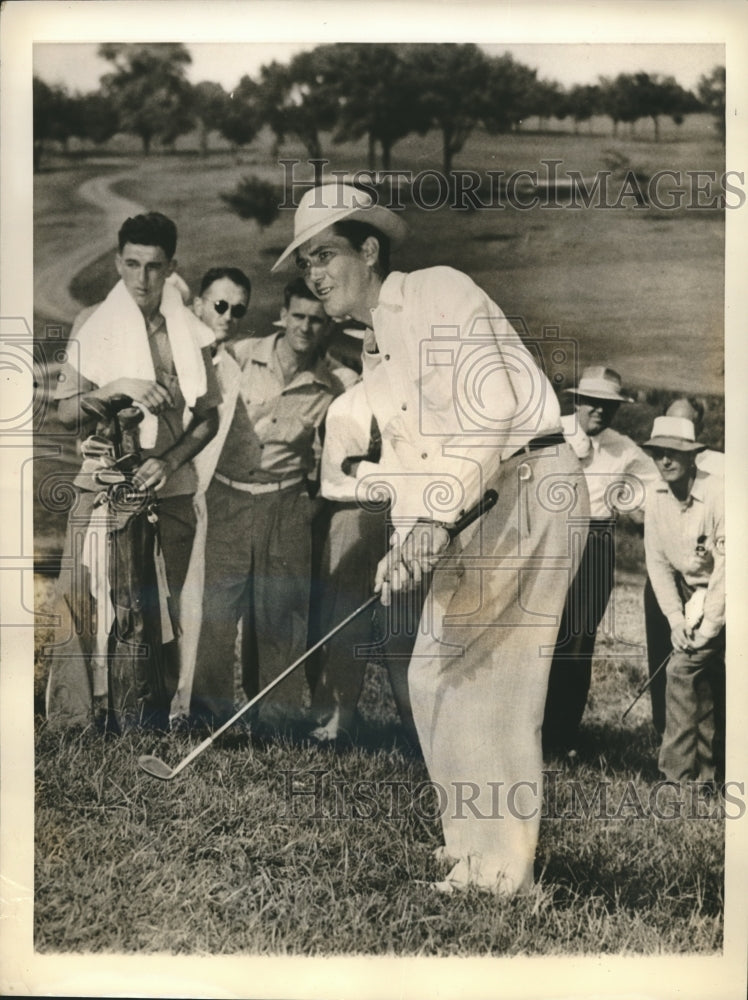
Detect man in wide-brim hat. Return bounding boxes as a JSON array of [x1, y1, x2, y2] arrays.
[[542, 364, 658, 755], [641, 416, 725, 784], [643, 399, 724, 737], [273, 180, 590, 895]]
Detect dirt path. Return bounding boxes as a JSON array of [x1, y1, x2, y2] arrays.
[[34, 170, 145, 324]]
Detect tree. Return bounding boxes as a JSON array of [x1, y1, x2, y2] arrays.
[[566, 84, 602, 134], [220, 175, 281, 229], [98, 43, 194, 154], [217, 75, 261, 152], [480, 53, 539, 136], [33, 76, 70, 170], [697, 65, 726, 139], [524, 78, 567, 131], [599, 72, 698, 141], [598, 74, 640, 137], [66, 91, 120, 146], [308, 43, 423, 171], [405, 43, 491, 174], [191, 80, 232, 155], [250, 53, 338, 160]]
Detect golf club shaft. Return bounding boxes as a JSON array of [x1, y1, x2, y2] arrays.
[[621, 650, 673, 721], [147, 488, 499, 778], [168, 592, 382, 775]]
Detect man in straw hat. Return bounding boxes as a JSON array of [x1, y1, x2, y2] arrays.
[[273, 181, 590, 895], [542, 364, 658, 755], [643, 397, 724, 737], [641, 415, 725, 784]]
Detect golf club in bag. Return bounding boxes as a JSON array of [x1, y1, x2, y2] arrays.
[[81, 394, 170, 731], [138, 487, 499, 780]]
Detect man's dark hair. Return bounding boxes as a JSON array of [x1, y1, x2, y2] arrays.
[[332, 219, 391, 277], [118, 212, 178, 259], [199, 266, 252, 299], [284, 277, 322, 309]]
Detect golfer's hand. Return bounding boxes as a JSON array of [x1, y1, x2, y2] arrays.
[[374, 521, 451, 606], [133, 456, 173, 492], [688, 629, 711, 651], [110, 378, 174, 414], [670, 623, 694, 653]]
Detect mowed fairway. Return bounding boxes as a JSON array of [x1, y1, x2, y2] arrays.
[[44, 123, 726, 394], [33, 122, 727, 955]]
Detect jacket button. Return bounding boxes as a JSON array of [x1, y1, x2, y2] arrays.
[[384, 354, 391, 361], [401, 403, 407, 411]]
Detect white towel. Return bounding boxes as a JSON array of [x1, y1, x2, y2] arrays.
[[73, 280, 213, 448]]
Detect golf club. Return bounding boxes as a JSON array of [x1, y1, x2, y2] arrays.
[[621, 650, 673, 722], [138, 487, 499, 780]]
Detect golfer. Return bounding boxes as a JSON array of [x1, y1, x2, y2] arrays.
[[273, 182, 590, 895]]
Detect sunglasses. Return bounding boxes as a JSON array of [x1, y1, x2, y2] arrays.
[[211, 300, 247, 319]]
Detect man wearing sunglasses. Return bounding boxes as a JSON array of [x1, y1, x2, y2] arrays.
[[193, 267, 251, 344], [190, 278, 342, 735], [169, 267, 252, 724]]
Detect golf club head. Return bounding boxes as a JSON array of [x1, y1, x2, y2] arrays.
[[138, 754, 176, 780], [117, 406, 145, 430]]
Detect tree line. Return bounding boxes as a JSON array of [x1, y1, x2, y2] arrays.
[[34, 43, 726, 172]]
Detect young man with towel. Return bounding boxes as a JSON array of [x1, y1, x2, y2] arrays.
[[48, 212, 220, 728]]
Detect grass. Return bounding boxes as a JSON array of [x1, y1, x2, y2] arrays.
[[32, 122, 727, 956], [34, 574, 726, 956]]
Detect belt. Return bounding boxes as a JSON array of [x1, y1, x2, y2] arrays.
[[507, 431, 566, 460], [214, 472, 305, 494]]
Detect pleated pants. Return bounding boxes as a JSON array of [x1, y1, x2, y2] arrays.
[[408, 442, 589, 894]]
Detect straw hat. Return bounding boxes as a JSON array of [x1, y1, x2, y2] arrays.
[[642, 416, 707, 452], [272, 183, 408, 272], [565, 365, 634, 403]]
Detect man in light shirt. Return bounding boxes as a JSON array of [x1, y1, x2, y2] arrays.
[[642, 416, 724, 784], [644, 396, 724, 735], [543, 365, 657, 755], [190, 279, 341, 733], [310, 378, 418, 747]]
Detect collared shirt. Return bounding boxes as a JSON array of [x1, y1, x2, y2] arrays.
[[561, 414, 658, 519], [356, 267, 562, 525], [215, 332, 339, 484], [191, 344, 243, 495], [56, 306, 221, 499], [696, 448, 724, 478], [645, 469, 725, 637], [320, 380, 373, 503]]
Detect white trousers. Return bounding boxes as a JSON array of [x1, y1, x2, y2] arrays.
[[409, 443, 589, 894]]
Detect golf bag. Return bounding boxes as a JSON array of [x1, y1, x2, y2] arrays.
[[81, 395, 171, 731]]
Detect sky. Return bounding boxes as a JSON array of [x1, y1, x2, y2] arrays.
[[33, 42, 724, 96]]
